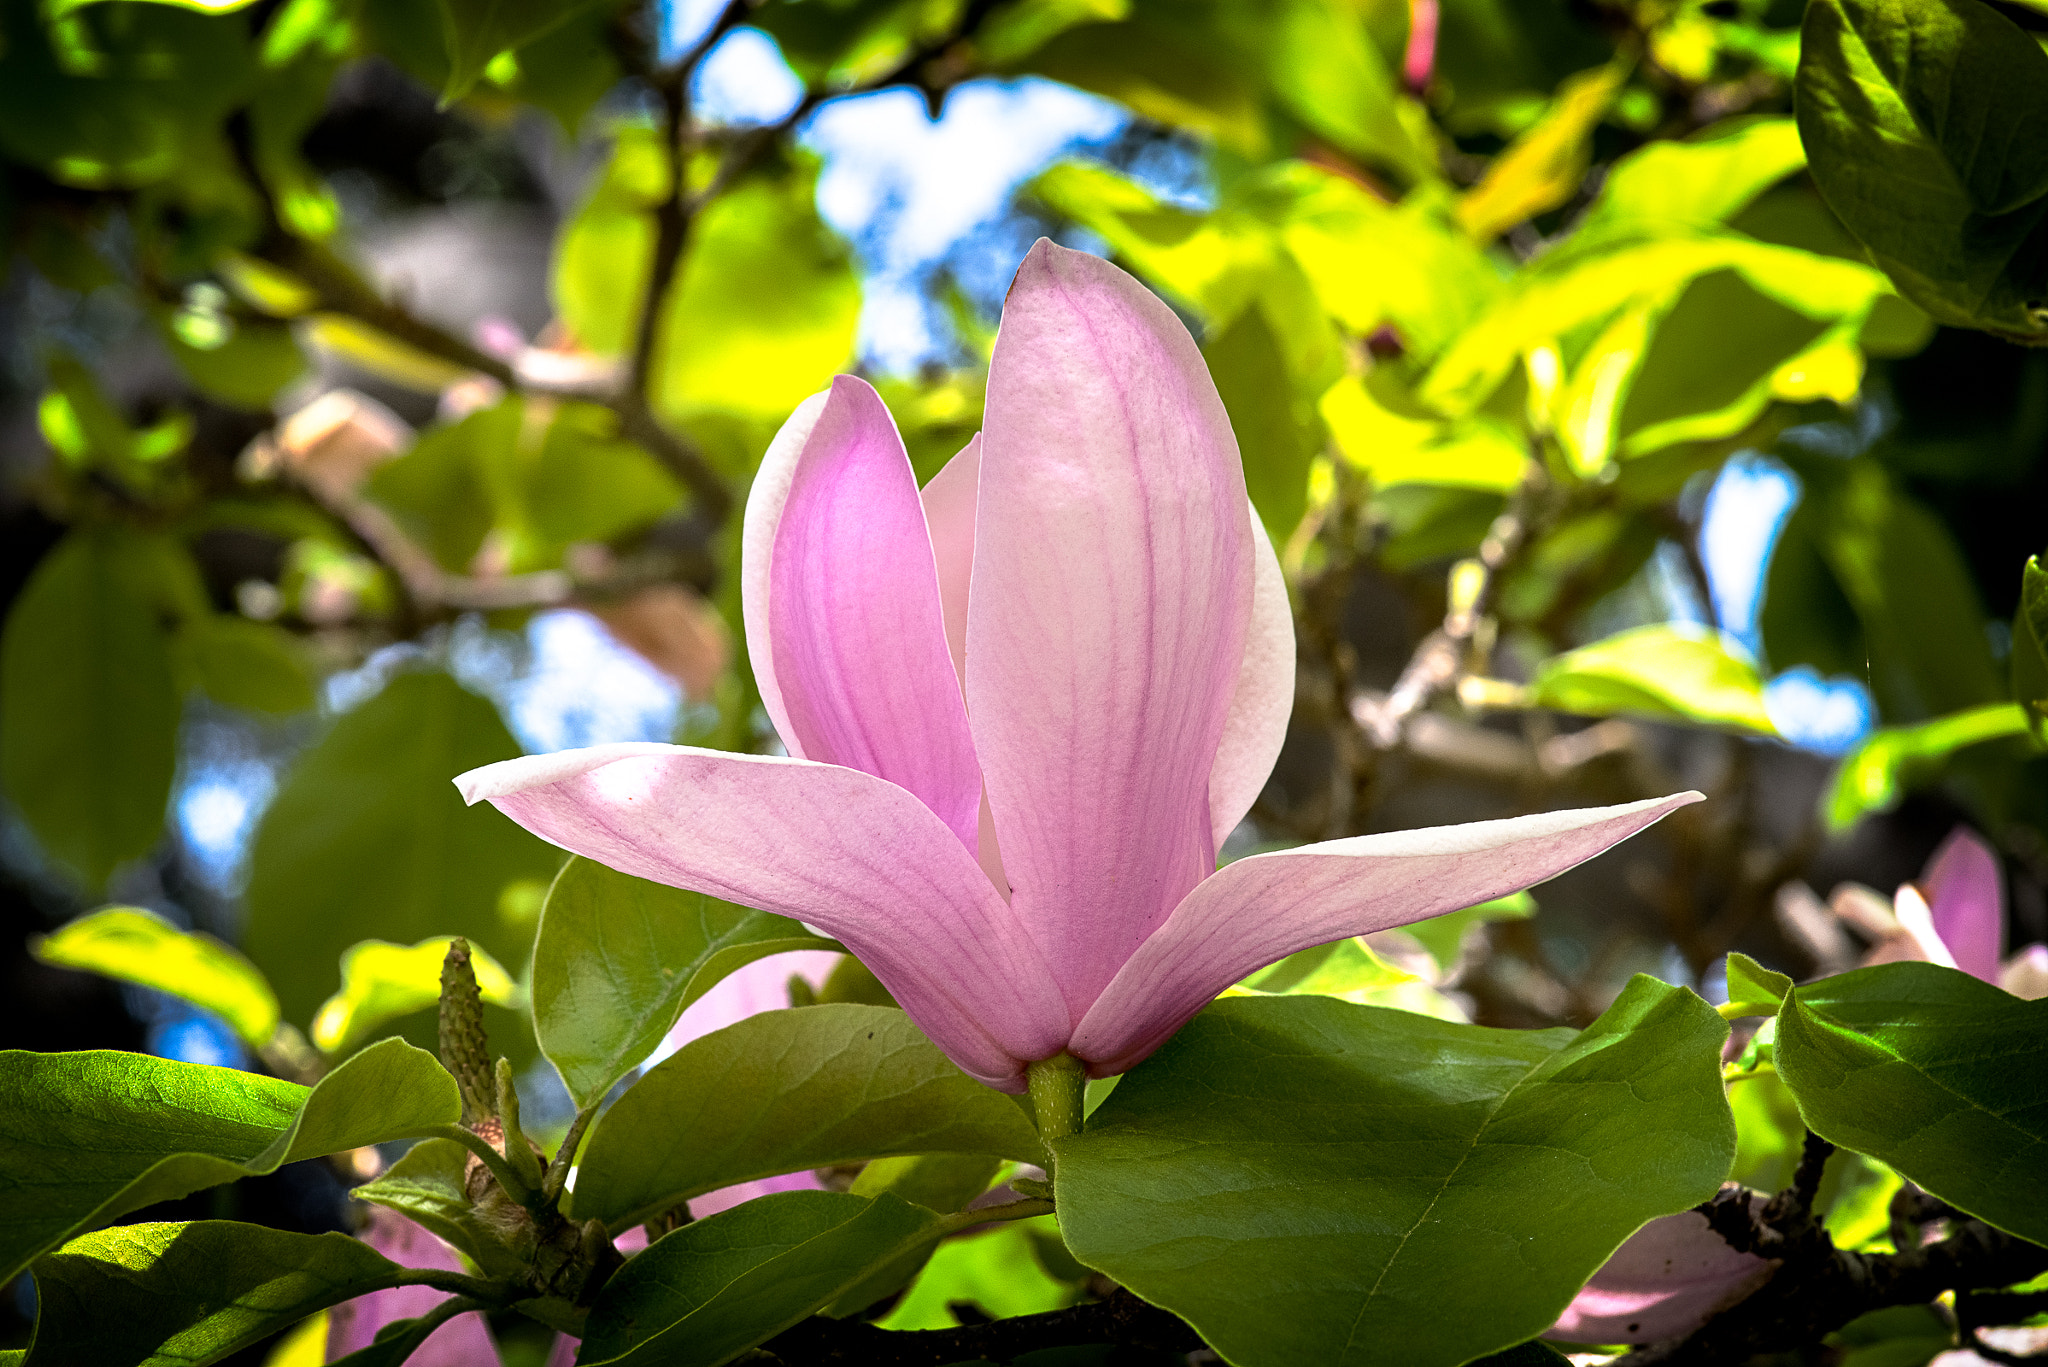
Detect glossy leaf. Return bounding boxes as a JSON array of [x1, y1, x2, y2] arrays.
[[2013, 554, 2048, 743], [1530, 624, 1776, 734], [26, 1221, 412, 1367], [32, 907, 279, 1048], [1773, 962, 2048, 1243], [0, 1039, 459, 1284], [312, 937, 519, 1056], [1824, 703, 2034, 832], [1796, 0, 2048, 341], [569, 1004, 1041, 1229], [348, 1138, 525, 1280], [0, 530, 180, 889], [532, 856, 834, 1107], [578, 1191, 948, 1366], [241, 670, 559, 1032], [1054, 978, 1733, 1367]]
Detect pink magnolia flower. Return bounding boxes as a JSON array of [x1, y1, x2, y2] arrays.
[[1552, 1201, 1775, 1345], [327, 1208, 499, 1364], [1862, 826, 2043, 997], [456, 240, 1700, 1092]]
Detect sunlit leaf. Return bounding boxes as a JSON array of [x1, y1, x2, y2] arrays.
[[1577, 116, 1806, 237], [1400, 892, 1534, 975], [1530, 624, 1776, 734], [1319, 375, 1526, 493], [1774, 962, 2048, 1243], [312, 937, 518, 1056], [0, 530, 181, 890], [569, 1004, 1041, 1230], [1797, 0, 2048, 341], [2013, 554, 2048, 743], [1266, 0, 1433, 185], [578, 1192, 951, 1367], [1724, 952, 1792, 1018], [0, 1039, 458, 1284], [32, 907, 279, 1048], [241, 670, 560, 1034], [874, 1216, 1074, 1329], [532, 857, 833, 1108], [1235, 936, 1467, 1022], [1824, 703, 2034, 831], [26, 1221, 410, 1367], [1054, 978, 1732, 1367], [1455, 63, 1624, 242]]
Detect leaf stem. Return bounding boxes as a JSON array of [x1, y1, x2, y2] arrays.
[[424, 1124, 536, 1208], [542, 1100, 601, 1204], [938, 1196, 1056, 1236]]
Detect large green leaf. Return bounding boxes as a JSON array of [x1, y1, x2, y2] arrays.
[[1796, 0, 2048, 341], [31, 907, 280, 1048], [1773, 962, 2048, 1244], [1053, 978, 1733, 1367], [1530, 624, 1776, 734], [577, 1191, 948, 1367], [181, 615, 316, 716], [1824, 703, 2034, 831], [26, 1221, 412, 1367], [2013, 553, 2048, 743], [569, 1004, 1041, 1229], [0, 530, 181, 889], [241, 669, 559, 1032], [0, 1039, 458, 1283], [532, 857, 833, 1107], [432, 0, 603, 103]]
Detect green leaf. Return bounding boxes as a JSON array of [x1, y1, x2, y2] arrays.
[[520, 403, 682, 566], [433, 0, 600, 103], [183, 615, 316, 715], [1796, 0, 2048, 341], [1053, 978, 1733, 1367], [1266, 0, 1433, 185], [1773, 962, 2048, 1244], [26, 1221, 413, 1367], [653, 160, 861, 428], [569, 1004, 1042, 1229], [552, 123, 666, 358], [1724, 952, 1792, 1018], [874, 1216, 1074, 1329], [0, 530, 181, 889], [1400, 892, 1534, 975], [1824, 703, 2034, 831], [1578, 116, 1806, 237], [158, 311, 307, 410], [2013, 554, 2048, 743], [312, 937, 519, 1056], [32, 907, 279, 1048], [825, 1152, 1007, 1316], [363, 401, 514, 574], [579, 1191, 950, 1367], [241, 670, 560, 1032], [1204, 302, 1321, 543], [0, 1039, 459, 1284], [532, 857, 834, 1107], [349, 1138, 526, 1280], [1455, 62, 1624, 242], [1530, 624, 1776, 733]]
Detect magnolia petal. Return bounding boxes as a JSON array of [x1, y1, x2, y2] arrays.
[[689, 1169, 828, 1221], [2001, 944, 2048, 1000], [644, 950, 845, 1072], [456, 745, 1067, 1088], [1072, 792, 1704, 1075], [327, 1209, 499, 1365], [1208, 505, 1294, 850], [921, 432, 981, 694], [1868, 884, 1960, 972], [1922, 826, 2004, 983], [1551, 1204, 1775, 1345], [741, 377, 982, 849], [971, 239, 1254, 1016]]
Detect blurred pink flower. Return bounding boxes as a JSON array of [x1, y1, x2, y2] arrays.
[[1552, 1201, 1775, 1345], [457, 240, 1699, 1090], [326, 1208, 499, 1365], [1861, 826, 2042, 996]]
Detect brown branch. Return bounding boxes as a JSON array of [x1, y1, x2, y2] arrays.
[[755, 1288, 1206, 1365]]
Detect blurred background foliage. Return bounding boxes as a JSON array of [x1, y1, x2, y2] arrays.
[[1, 0, 2046, 1353]]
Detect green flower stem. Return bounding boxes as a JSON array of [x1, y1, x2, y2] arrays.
[[937, 1196, 1056, 1236], [426, 1123, 537, 1208], [496, 1058, 548, 1193], [1027, 1052, 1088, 1169]]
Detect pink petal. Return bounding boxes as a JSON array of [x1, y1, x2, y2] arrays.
[[742, 377, 981, 849], [2001, 944, 2048, 1000], [327, 1208, 499, 1364], [970, 239, 1255, 1017], [457, 745, 1067, 1089], [1072, 792, 1704, 1075], [688, 1168, 827, 1221], [1208, 507, 1294, 850], [648, 949, 845, 1069], [1551, 1206, 1775, 1345], [1921, 826, 2003, 983], [921, 432, 981, 695], [1865, 884, 1958, 972]]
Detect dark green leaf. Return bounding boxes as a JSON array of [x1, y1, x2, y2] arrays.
[[533, 857, 833, 1107], [1796, 0, 2048, 340], [578, 1191, 947, 1367], [1053, 978, 1733, 1367], [241, 669, 559, 1032], [0, 530, 181, 889], [0, 1039, 458, 1284], [2013, 554, 2048, 743], [26, 1221, 407, 1367], [569, 1004, 1041, 1229], [433, 0, 602, 103], [349, 1138, 525, 1280], [825, 1152, 1007, 1316], [182, 615, 315, 715], [1773, 962, 2048, 1243], [32, 907, 279, 1048]]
